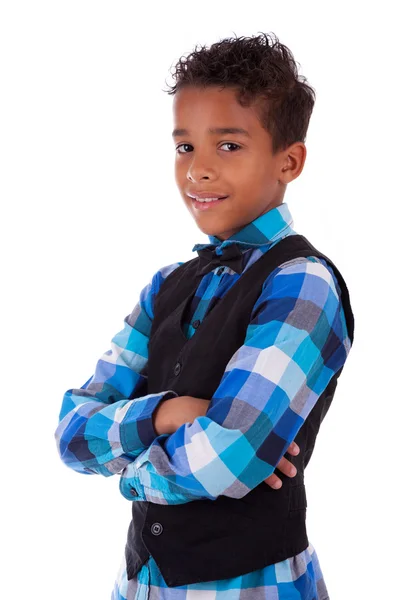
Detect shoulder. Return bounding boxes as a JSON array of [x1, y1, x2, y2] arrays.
[[262, 255, 341, 302], [251, 255, 344, 331], [123, 261, 184, 330], [140, 260, 185, 320], [152, 261, 186, 291], [250, 254, 351, 349]]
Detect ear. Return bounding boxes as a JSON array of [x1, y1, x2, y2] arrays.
[[279, 142, 307, 184]]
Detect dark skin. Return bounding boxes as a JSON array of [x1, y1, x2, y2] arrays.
[[154, 85, 308, 489]]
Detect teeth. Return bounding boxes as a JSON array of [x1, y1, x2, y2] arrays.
[[196, 197, 223, 203]]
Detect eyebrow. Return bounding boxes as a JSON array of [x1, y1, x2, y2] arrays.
[[172, 127, 251, 138]]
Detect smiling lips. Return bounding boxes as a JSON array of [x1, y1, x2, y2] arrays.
[[187, 191, 229, 199], [190, 197, 229, 210]]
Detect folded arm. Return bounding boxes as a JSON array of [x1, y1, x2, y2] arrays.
[[119, 257, 352, 503], [54, 261, 183, 476]]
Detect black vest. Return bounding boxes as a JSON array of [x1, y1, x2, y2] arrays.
[[124, 234, 355, 587]]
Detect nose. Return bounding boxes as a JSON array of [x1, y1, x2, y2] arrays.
[[186, 158, 216, 183]]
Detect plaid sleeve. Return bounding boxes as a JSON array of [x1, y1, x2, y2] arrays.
[[54, 262, 184, 477], [119, 257, 352, 503]]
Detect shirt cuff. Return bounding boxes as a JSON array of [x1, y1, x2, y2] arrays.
[[120, 390, 178, 453]]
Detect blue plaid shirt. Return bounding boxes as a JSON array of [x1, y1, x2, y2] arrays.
[[55, 202, 352, 599]]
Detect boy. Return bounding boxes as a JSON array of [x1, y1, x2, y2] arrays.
[[55, 32, 354, 599]]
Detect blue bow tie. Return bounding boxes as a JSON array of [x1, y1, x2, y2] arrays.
[[196, 242, 244, 276]]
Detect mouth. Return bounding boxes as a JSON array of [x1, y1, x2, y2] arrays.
[[189, 195, 229, 211]]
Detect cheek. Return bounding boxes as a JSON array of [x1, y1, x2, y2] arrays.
[[229, 157, 262, 182], [175, 162, 187, 186]]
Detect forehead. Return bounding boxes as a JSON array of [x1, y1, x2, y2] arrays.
[[172, 86, 262, 135]]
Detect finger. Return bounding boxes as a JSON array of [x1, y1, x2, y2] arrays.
[[286, 441, 300, 456], [264, 473, 283, 489], [276, 456, 297, 478]]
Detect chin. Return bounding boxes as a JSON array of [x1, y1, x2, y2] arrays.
[[194, 222, 216, 235]]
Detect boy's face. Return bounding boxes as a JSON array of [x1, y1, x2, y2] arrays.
[[172, 85, 306, 240]]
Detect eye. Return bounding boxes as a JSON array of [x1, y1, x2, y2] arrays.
[[175, 142, 241, 154], [175, 143, 193, 154], [220, 142, 241, 152]]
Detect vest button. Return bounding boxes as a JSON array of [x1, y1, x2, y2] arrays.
[[151, 522, 163, 536], [192, 319, 200, 329], [129, 486, 138, 497], [217, 267, 224, 275], [173, 362, 181, 376]]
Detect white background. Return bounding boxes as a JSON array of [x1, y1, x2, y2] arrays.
[[1, 1, 399, 598]]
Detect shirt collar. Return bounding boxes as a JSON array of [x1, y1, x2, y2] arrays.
[[192, 202, 295, 254]]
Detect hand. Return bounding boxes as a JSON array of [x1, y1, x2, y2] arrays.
[[153, 395, 211, 435], [264, 441, 300, 489], [170, 395, 211, 431]]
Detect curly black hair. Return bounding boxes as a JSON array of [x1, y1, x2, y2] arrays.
[[164, 31, 316, 155]]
